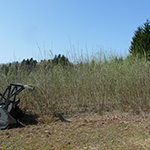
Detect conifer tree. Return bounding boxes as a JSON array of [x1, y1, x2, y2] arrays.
[[129, 19, 150, 60]]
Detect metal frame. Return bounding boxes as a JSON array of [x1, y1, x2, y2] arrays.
[[0, 83, 34, 111], [0, 83, 33, 129]]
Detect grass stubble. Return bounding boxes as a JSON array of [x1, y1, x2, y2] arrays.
[[1, 112, 150, 149]]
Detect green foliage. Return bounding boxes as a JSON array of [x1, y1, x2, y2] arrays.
[[52, 54, 72, 66], [129, 19, 150, 60], [21, 58, 37, 72], [0, 64, 9, 76]]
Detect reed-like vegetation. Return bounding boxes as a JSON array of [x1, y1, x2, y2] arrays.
[[0, 53, 150, 116]]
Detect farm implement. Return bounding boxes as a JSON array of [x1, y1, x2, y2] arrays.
[[0, 83, 33, 129]]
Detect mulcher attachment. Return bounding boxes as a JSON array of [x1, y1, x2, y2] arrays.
[[0, 83, 33, 129]]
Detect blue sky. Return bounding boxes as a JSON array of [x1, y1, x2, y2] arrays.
[[0, 0, 150, 63]]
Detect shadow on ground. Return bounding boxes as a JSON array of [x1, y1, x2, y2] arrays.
[[6, 113, 39, 129], [19, 113, 39, 126]]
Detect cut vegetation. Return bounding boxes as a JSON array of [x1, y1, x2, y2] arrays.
[[1, 112, 150, 149]]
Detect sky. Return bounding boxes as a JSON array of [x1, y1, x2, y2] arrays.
[[0, 0, 150, 63]]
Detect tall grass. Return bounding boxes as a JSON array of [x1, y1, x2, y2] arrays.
[[0, 53, 150, 116]]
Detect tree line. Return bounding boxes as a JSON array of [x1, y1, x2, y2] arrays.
[[0, 54, 72, 76]]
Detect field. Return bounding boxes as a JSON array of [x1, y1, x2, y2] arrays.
[[1, 112, 150, 150], [0, 53, 150, 149]]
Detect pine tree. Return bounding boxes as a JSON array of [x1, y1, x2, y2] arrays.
[[129, 19, 150, 60]]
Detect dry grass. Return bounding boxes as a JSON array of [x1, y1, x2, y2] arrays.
[[18, 56, 150, 115], [1, 112, 150, 150], [0, 54, 150, 116]]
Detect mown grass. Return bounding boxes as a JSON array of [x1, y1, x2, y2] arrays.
[[1, 112, 150, 150], [0, 53, 150, 116]]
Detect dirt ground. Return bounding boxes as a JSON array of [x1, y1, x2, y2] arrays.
[[1, 112, 150, 150]]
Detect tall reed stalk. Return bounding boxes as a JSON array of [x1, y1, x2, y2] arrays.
[[0, 53, 150, 116]]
